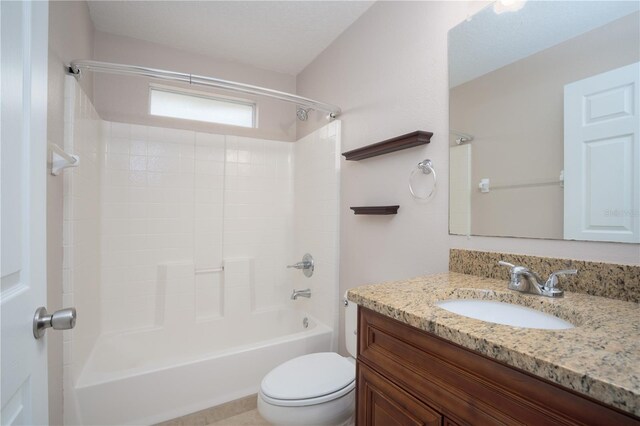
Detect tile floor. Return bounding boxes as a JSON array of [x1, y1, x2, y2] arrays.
[[157, 395, 264, 426], [206, 409, 270, 426]]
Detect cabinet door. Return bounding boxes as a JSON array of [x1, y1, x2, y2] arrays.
[[357, 362, 441, 426]]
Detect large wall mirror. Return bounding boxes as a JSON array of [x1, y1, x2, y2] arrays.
[[448, 1, 639, 243]]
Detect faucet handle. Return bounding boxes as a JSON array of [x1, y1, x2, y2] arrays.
[[498, 261, 532, 277], [546, 269, 578, 289], [498, 260, 516, 269], [286, 253, 314, 277]]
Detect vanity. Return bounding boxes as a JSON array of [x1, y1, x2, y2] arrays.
[[347, 271, 640, 425], [347, 2, 640, 422]]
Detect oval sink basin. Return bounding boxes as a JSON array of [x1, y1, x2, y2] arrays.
[[436, 299, 574, 330]]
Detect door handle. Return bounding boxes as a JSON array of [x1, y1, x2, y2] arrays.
[[33, 307, 76, 339]]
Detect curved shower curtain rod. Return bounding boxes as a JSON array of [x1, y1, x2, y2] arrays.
[[68, 60, 341, 120]]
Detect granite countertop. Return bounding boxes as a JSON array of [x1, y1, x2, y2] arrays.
[[347, 272, 640, 416]]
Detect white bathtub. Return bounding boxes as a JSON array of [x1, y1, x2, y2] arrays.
[[71, 309, 333, 425]]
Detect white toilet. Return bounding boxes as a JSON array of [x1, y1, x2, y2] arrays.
[[257, 295, 358, 425]]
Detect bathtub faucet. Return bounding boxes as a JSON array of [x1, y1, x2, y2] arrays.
[[291, 289, 311, 300], [287, 253, 314, 278]]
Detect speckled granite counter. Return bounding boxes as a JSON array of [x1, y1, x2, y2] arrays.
[[450, 248, 640, 303], [347, 272, 640, 416]]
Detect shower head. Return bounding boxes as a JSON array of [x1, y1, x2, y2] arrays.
[[296, 107, 311, 121]]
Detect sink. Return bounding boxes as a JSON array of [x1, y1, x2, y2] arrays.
[[436, 299, 574, 330]]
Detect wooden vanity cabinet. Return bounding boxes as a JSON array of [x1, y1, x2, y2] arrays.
[[357, 362, 441, 425], [356, 307, 639, 426]]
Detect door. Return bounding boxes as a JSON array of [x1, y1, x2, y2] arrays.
[[1, 1, 50, 424], [564, 62, 640, 242]]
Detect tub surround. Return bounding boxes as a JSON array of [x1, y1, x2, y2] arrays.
[[347, 272, 640, 416], [61, 77, 341, 425], [450, 248, 640, 303]]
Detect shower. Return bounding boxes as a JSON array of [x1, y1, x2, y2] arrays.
[[61, 69, 342, 424]]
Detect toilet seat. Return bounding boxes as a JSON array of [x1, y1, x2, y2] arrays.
[[260, 352, 355, 407], [260, 381, 355, 407]]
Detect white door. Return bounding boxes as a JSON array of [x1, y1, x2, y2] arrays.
[[564, 62, 640, 243], [1, 1, 50, 424]]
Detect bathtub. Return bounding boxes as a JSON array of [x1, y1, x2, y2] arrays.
[[71, 308, 333, 425]]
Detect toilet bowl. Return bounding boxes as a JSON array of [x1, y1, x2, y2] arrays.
[[257, 293, 358, 426]]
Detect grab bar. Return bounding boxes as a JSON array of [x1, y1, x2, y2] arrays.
[[195, 266, 224, 275]]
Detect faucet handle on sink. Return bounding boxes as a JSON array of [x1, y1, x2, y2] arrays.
[[498, 261, 529, 274], [545, 269, 578, 289], [498, 261, 541, 293], [498, 260, 515, 269], [498, 260, 532, 275]]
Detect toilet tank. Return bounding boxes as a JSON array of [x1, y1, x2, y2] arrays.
[[344, 291, 358, 358]]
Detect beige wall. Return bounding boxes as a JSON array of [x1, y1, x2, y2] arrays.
[[296, 1, 640, 354], [297, 1, 489, 355], [47, 2, 95, 424], [451, 12, 640, 239], [92, 31, 298, 142]]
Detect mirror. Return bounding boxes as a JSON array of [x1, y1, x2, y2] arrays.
[[448, 1, 639, 243]]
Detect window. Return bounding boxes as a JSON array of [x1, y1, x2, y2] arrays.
[[149, 86, 255, 128]]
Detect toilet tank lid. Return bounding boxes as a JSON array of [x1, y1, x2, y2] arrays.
[[261, 352, 355, 401]]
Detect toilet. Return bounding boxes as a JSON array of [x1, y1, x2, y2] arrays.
[[257, 294, 358, 425]]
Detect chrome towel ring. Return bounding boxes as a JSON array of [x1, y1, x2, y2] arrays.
[[409, 159, 436, 201]]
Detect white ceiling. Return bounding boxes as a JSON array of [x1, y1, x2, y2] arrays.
[[449, 1, 640, 87], [87, 1, 374, 76]]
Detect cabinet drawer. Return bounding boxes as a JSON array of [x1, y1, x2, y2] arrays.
[[357, 361, 441, 426], [358, 307, 639, 426]]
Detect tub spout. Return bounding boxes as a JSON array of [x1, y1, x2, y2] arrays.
[[291, 289, 311, 300]]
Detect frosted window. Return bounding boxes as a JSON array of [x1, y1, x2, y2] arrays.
[[149, 87, 255, 128]]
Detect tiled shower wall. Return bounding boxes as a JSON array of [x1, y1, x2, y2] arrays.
[[222, 137, 294, 314], [293, 122, 341, 349], [63, 77, 340, 395], [99, 124, 295, 333], [62, 78, 103, 392], [100, 123, 198, 331]]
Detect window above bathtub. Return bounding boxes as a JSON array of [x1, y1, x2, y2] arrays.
[[149, 84, 256, 128]]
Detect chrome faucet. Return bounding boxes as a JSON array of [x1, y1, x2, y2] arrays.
[[287, 253, 314, 277], [291, 289, 311, 300], [498, 261, 577, 298]]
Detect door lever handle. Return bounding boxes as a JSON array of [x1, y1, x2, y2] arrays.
[[33, 307, 77, 339]]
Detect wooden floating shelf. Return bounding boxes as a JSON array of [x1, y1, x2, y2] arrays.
[[350, 205, 399, 215], [342, 130, 433, 161]]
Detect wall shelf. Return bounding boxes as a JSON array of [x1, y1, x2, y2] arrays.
[[342, 130, 433, 161], [350, 205, 399, 215]]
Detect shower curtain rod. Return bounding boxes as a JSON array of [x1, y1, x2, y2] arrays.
[[68, 60, 341, 119]]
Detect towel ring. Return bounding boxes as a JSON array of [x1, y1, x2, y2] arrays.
[[409, 159, 436, 201]]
